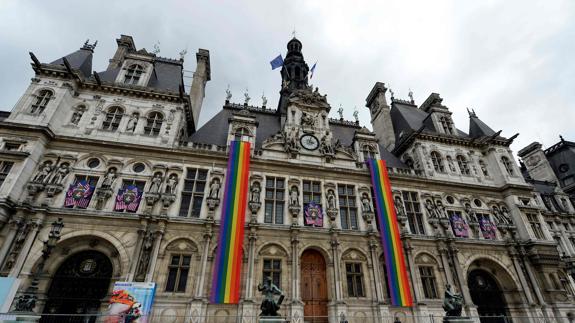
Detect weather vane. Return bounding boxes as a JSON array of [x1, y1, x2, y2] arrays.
[[292, 28, 296, 39]]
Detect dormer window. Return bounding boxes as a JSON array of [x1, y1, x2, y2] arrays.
[[430, 151, 445, 172], [501, 156, 514, 176], [362, 145, 377, 161], [144, 112, 164, 136], [234, 127, 251, 142], [124, 64, 144, 85], [30, 90, 53, 114], [102, 106, 124, 131], [439, 116, 454, 135], [456, 155, 470, 175]]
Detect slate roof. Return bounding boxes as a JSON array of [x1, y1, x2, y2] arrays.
[[49, 48, 93, 78], [190, 105, 406, 168], [0, 111, 10, 121], [469, 114, 496, 138]]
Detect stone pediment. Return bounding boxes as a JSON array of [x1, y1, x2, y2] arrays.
[[288, 88, 330, 110]]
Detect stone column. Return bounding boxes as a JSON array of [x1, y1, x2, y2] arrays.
[[508, 246, 536, 305], [9, 213, 44, 278], [330, 233, 342, 301], [403, 239, 421, 304], [368, 235, 384, 302], [145, 220, 165, 282], [447, 244, 476, 316], [245, 226, 258, 300], [290, 228, 303, 320], [195, 221, 213, 298], [437, 243, 455, 288], [127, 218, 148, 281]]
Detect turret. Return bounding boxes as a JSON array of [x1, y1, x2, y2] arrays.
[[277, 37, 310, 115], [189, 49, 211, 131], [365, 82, 395, 150], [107, 35, 136, 70]]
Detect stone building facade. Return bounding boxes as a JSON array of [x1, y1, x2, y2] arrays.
[[0, 35, 574, 322]]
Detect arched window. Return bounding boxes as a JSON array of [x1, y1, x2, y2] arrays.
[[415, 254, 441, 299], [501, 156, 514, 176], [430, 151, 445, 172], [362, 145, 376, 161], [102, 106, 124, 131], [30, 90, 53, 114], [456, 155, 470, 175], [144, 112, 164, 136], [234, 127, 250, 142], [124, 64, 144, 85]]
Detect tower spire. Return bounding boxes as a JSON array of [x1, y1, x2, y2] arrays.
[[277, 36, 310, 115]]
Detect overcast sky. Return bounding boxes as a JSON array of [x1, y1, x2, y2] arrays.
[[0, 0, 573, 157]]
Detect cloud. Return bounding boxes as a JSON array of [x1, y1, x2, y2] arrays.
[[0, 0, 573, 156]]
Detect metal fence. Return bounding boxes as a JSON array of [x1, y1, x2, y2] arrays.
[[0, 313, 570, 323]]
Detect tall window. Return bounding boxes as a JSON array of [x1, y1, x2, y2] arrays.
[[30, 90, 53, 114], [362, 145, 376, 161], [501, 156, 514, 176], [264, 177, 285, 224], [0, 161, 14, 189], [526, 213, 544, 240], [165, 254, 191, 292], [456, 155, 470, 175], [419, 266, 439, 299], [430, 151, 445, 172], [124, 64, 144, 85], [402, 191, 425, 234], [262, 259, 282, 289], [303, 180, 321, 206], [178, 168, 208, 217], [339, 184, 358, 230], [144, 112, 164, 136], [234, 127, 251, 142], [439, 116, 454, 135], [345, 263, 365, 297], [102, 106, 124, 131]]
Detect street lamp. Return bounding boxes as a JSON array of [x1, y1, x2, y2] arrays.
[[13, 218, 64, 313]]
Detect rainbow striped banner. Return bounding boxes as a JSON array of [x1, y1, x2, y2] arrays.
[[367, 159, 413, 307], [211, 141, 251, 304]]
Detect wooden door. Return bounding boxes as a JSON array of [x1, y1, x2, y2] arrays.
[[301, 249, 328, 323]]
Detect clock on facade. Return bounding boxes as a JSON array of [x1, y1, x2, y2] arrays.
[[300, 134, 319, 150]]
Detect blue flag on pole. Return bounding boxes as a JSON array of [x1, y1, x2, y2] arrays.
[[270, 55, 283, 70], [310, 61, 317, 79]]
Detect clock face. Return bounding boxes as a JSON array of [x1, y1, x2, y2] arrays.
[[300, 134, 319, 151]]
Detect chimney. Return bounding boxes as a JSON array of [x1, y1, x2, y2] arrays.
[[107, 35, 136, 70], [518, 142, 558, 183], [366, 82, 395, 150], [189, 49, 211, 131]]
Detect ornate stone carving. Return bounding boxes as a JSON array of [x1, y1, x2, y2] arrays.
[[288, 185, 300, 220], [135, 230, 155, 282]]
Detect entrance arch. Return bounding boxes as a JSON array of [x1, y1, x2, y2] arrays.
[[41, 250, 113, 323], [467, 269, 508, 323], [300, 249, 328, 323]]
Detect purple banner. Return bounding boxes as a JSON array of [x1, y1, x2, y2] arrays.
[[64, 180, 94, 209], [449, 212, 469, 238], [304, 201, 323, 227]]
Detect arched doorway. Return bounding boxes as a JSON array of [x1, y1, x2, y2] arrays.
[[301, 249, 328, 323], [41, 250, 113, 323], [467, 269, 509, 323]]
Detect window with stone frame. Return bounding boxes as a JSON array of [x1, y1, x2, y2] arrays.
[[264, 177, 285, 224], [419, 266, 439, 299], [501, 156, 514, 176], [144, 111, 164, 136], [4, 142, 21, 151], [362, 145, 377, 161], [262, 258, 282, 289], [526, 213, 545, 240], [165, 254, 191, 292], [339, 184, 358, 230], [234, 127, 251, 142], [303, 180, 322, 207], [124, 64, 145, 85], [345, 263, 365, 297], [102, 106, 124, 131], [456, 155, 471, 175], [178, 168, 208, 217], [402, 191, 425, 234], [0, 161, 14, 189], [30, 89, 53, 114], [379, 255, 391, 299], [430, 151, 445, 172]]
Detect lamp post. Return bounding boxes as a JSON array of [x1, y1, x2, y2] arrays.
[[13, 218, 64, 313]]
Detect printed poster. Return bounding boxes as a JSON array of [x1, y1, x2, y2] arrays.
[[104, 281, 156, 323]]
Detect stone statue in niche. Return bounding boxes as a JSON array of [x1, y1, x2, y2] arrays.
[[49, 163, 70, 185], [434, 200, 447, 219], [70, 111, 83, 125], [32, 161, 53, 183], [101, 168, 117, 189], [425, 199, 438, 219], [319, 135, 334, 156], [464, 203, 478, 223], [148, 173, 163, 194], [492, 206, 511, 225], [446, 156, 456, 173], [135, 231, 154, 281], [394, 196, 406, 217], [285, 127, 299, 152], [209, 178, 221, 199], [300, 112, 315, 127], [164, 174, 178, 195], [326, 189, 336, 209], [126, 113, 139, 132], [289, 186, 299, 206], [250, 182, 261, 203], [361, 193, 372, 213]]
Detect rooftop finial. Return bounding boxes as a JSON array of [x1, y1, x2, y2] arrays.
[[467, 108, 477, 118], [244, 88, 250, 105], [560, 135, 565, 142], [152, 41, 161, 54], [389, 88, 395, 100], [179, 48, 188, 61], [337, 104, 344, 120], [82, 39, 97, 51], [261, 92, 267, 107], [408, 88, 414, 104], [225, 85, 232, 102], [353, 106, 359, 123], [292, 28, 296, 39]]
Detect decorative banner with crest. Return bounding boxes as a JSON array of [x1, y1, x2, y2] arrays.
[[304, 201, 324, 227], [449, 212, 469, 238], [64, 180, 95, 209], [479, 216, 497, 240], [114, 185, 143, 212]]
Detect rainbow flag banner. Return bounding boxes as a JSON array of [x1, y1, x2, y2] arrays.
[[367, 159, 413, 307], [211, 141, 251, 304]]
